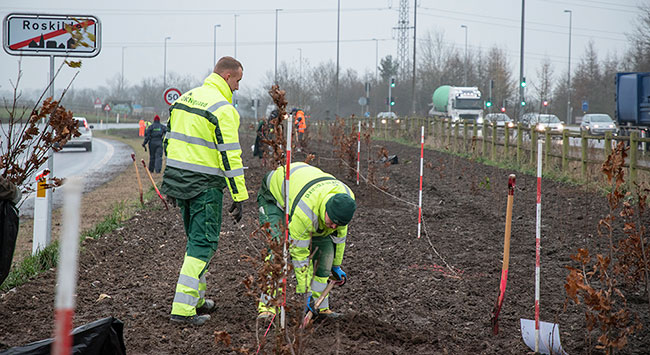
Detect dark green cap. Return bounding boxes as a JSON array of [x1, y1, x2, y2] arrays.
[[325, 193, 356, 226]]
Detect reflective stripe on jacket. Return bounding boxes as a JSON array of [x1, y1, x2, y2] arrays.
[[265, 162, 354, 290], [164, 73, 248, 202]]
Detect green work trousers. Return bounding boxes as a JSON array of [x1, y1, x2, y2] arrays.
[[171, 187, 223, 317]]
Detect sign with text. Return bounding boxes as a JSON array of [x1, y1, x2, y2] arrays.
[[163, 87, 181, 106], [3, 13, 101, 57]]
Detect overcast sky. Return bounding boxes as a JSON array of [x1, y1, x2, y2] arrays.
[[0, 0, 640, 100]]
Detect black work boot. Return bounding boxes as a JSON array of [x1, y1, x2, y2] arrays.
[[197, 299, 216, 313], [170, 314, 211, 326]]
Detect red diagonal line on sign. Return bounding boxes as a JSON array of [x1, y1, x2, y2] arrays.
[[9, 19, 95, 50]]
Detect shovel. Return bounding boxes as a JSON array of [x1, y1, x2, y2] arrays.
[[520, 140, 566, 355], [491, 174, 515, 335], [141, 159, 169, 210], [301, 279, 342, 328], [131, 154, 144, 206]]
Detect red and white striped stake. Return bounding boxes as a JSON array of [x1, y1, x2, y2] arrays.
[[417, 126, 424, 239], [356, 120, 361, 185], [534, 140, 542, 352], [281, 115, 292, 329], [52, 177, 83, 355]]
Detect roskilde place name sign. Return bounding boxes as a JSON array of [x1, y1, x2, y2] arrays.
[[3, 13, 101, 57]]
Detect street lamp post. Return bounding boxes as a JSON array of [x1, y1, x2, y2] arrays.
[[164, 36, 171, 88], [298, 48, 302, 107], [564, 9, 573, 124], [372, 38, 378, 83], [213, 24, 221, 68], [335, 0, 340, 116], [121, 46, 125, 96], [234, 14, 239, 58], [274, 9, 282, 85], [461, 24, 468, 86]]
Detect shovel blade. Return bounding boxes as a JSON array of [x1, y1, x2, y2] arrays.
[[520, 319, 567, 355]]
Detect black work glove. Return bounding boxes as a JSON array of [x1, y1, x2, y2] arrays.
[[142, 143, 147, 152], [228, 201, 242, 223], [166, 195, 177, 208]]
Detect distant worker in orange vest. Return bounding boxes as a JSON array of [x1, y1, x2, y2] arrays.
[[293, 108, 306, 148], [139, 119, 146, 137]]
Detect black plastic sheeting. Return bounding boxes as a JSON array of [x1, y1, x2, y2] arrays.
[[0, 317, 126, 355], [0, 200, 19, 286]]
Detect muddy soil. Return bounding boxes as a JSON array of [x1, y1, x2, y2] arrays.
[[1, 130, 648, 354]]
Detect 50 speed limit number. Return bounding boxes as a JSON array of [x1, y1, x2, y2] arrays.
[[163, 88, 181, 105]]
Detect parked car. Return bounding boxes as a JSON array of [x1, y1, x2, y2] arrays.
[[62, 117, 93, 151], [484, 113, 514, 128], [580, 113, 618, 136], [521, 113, 565, 134]]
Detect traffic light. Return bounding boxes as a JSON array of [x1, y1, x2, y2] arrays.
[[520, 101, 526, 106], [543, 100, 548, 107], [234, 99, 239, 108], [486, 100, 492, 108], [520, 77, 526, 88], [501, 107, 506, 113], [390, 97, 395, 106], [390, 77, 396, 88]]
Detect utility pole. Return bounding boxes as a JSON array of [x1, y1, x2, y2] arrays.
[[335, 0, 341, 116], [213, 25, 220, 68], [234, 14, 239, 58], [461, 25, 468, 86], [517, 0, 525, 121], [411, 0, 417, 114], [274, 9, 281, 85], [164, 36, 171, 88], [564, 9, 573, 124]]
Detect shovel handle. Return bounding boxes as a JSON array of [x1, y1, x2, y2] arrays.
[[491, 174, 516, 335], [131, 154, 144, 206], [141, 159, 168, 210], [301, 280, 340, 328]]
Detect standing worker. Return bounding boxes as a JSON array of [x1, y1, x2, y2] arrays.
[[293, 108, 306, 149], [257, 162, 356, 319], [138, 118, 146, 137], [142, 115, 167, 174], [161, 56, 248, 326]]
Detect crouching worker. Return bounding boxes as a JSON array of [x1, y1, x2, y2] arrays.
[[257, 162, 356, 319]]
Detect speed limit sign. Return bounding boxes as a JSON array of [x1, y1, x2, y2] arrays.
[[163, 87, 182, 105]]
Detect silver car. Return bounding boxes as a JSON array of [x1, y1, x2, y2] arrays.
[[580, 114, 618, 136], [522, 113, 565, 134], [485, 113, 514, 128], [62, 117, 93, 151]]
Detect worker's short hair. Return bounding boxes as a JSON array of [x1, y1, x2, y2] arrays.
[[214, 56, 243, 74]]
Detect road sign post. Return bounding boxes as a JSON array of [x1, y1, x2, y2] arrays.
[[3, 13, 101, 253]]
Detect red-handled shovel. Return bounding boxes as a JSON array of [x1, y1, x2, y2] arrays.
[[141, 159, 168, 210], [491, 174, 515, 335], [131, 154, 144, 206]]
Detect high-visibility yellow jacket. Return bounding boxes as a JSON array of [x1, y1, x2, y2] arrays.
[[266, 162, 354, 292], [164, 73, 248, 202]]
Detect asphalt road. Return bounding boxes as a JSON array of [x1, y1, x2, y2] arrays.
[[17, 137, 133, 217]]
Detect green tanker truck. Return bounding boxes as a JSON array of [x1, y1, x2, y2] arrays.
[[428, 85, 484, 123]]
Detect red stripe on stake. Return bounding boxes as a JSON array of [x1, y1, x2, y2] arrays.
[[9, 20, 95, 50], [52, 178, 83, 355], [357, 121, 361, 185], [491, 174, 515, 335], [534, 140, 543, 352], [281, 115, 292, 329], [417, 126, 424, 239]]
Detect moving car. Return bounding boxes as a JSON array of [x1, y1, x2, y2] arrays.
[[521, 113, 565, 134], [580, 113, 618, 136], [484, 113, 514, 128], [62, 117, 93, 151], [377, 111, 398, 119]]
